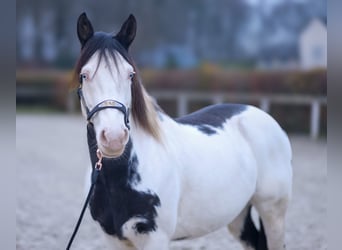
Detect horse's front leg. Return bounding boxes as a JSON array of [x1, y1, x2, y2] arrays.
[[138, 230, 170, 250], [122, 217, 170, 250]]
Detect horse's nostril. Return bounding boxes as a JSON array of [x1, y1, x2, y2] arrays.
[[100, 129, 108, 143]]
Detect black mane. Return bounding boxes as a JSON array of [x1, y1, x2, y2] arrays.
[[74, 32, 134, 82]]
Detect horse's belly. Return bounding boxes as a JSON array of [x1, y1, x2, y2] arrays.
[[173, 144, 257, 239]]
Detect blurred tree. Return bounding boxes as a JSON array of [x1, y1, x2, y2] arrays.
[[16, 0, 326, 69]]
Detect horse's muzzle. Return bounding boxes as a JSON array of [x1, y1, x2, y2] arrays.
[[98, 127, 129, 158]]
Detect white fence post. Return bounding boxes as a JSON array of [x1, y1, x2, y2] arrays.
[[177, 93, 188, 117], [260, 97, 270, 113], [213, 94, 224, 104], [151, 91, 326, 138], [310, 100, 321, 139]]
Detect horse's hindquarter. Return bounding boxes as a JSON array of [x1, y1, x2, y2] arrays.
[[238, 106, 293, 201]]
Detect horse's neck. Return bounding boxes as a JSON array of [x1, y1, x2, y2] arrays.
[[130, 109, 180, 157], [129, 88, 185, 160]]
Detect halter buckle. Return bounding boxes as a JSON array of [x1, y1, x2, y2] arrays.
[[95, 149, 103, 170]]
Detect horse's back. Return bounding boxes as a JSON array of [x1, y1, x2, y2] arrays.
[[176, 103, 247, 133], [176, 102, 292, 171]]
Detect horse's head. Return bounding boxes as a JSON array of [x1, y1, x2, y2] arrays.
[[75, 13, 137, 158]]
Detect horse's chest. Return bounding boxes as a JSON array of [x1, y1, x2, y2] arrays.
[[88, 161, 160, 239]]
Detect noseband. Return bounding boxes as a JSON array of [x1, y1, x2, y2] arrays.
[[77, 74, 130, 129]]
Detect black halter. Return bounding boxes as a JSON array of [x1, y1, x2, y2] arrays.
[[77, 74, 130, 129]]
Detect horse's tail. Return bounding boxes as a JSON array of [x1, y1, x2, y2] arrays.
[[240, 205, 268, 250]]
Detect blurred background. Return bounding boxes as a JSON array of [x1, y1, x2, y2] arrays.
[[16, 1, 327, 249], [16, 0, 327, 137]]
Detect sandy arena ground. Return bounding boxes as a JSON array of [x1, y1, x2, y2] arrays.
[[16, 114, 326, 250]]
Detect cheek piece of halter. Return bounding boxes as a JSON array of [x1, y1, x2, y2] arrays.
[[77, 74, 130, 130]]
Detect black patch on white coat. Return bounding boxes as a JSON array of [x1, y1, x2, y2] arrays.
[[197, 124, 217, 135], [89, 139, 161, 239], [176, 104, 247, 135], [172, 236, 190, 241]]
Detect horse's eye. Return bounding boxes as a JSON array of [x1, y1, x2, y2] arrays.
[[80, 73, 88, 82], [129, 72, 135, 79]]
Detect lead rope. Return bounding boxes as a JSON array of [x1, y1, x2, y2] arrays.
[[66, 149, 103, 250]]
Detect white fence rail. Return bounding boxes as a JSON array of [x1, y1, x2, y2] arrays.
[[18, 86, 326, 139], [150, 90, 327, 139]]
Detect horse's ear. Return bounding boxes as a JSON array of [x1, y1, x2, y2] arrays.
[[77, 12, 94, 48], [115, 14, 137, 50]]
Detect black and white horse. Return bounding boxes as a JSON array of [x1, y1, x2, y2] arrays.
[[74, 13, 292, 250]]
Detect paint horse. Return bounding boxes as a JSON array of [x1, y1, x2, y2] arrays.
[[74, 13, 292, 250]]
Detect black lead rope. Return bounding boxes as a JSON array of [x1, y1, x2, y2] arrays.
[[66, 150, 103, 250]]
